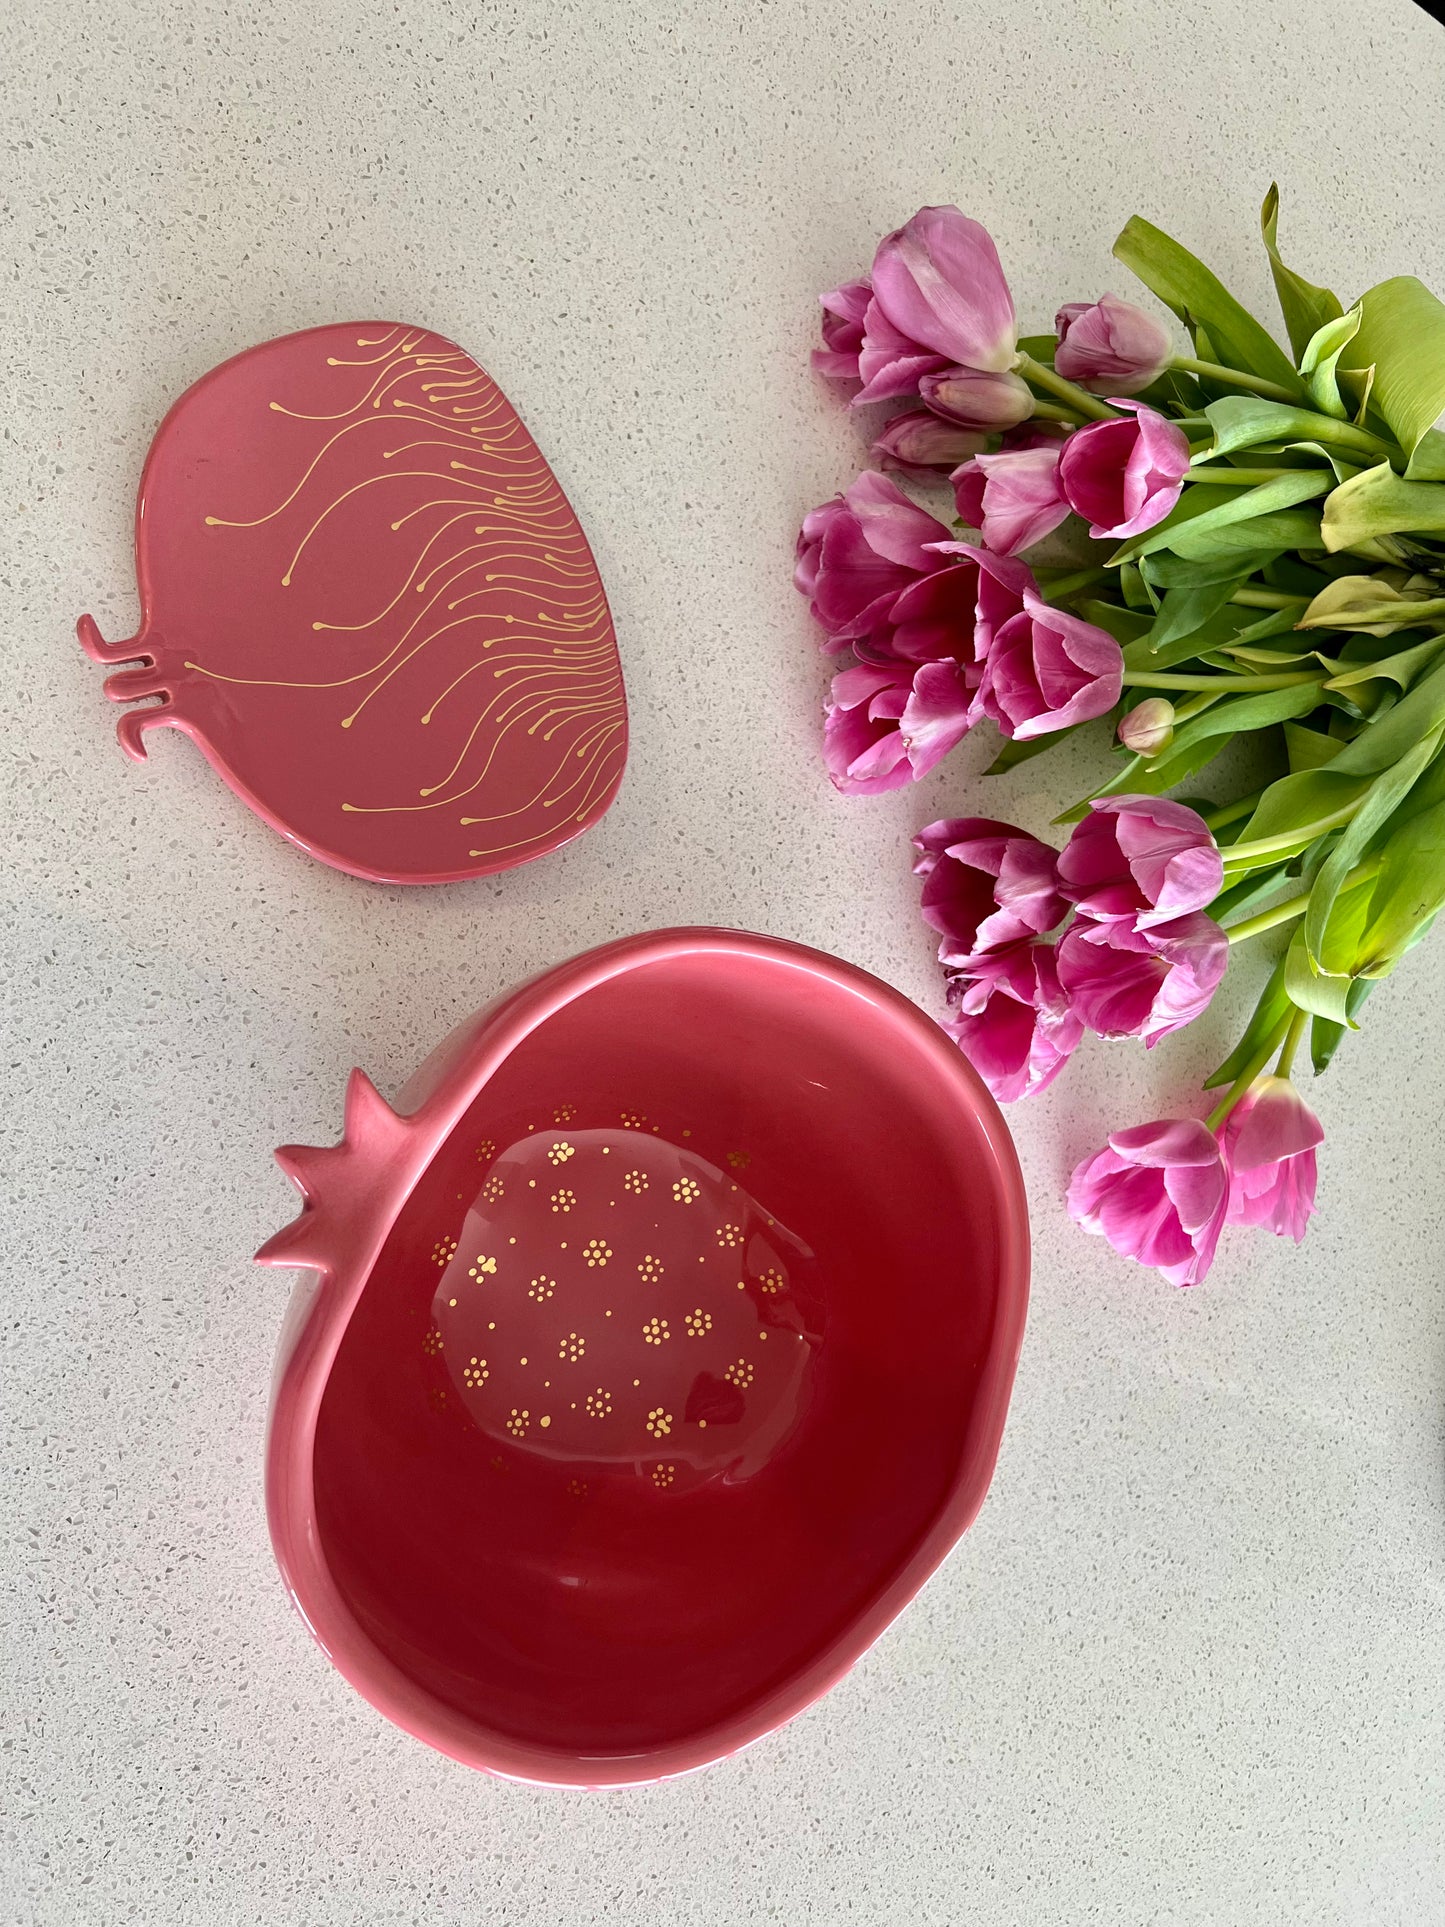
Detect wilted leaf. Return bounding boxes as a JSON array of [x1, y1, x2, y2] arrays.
[[1299, 306, 1361, 420], [1320, 462, 1445, 551], [1260, 184, 1344, 360], [1336, 276, 1445, 474]]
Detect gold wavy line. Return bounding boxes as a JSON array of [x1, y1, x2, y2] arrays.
[[268, 346, 437, 421], [280, 471, 499, 584], [422, 646, 615, 723]]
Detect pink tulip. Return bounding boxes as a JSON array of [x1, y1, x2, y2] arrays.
[[913, 817, 1067, 966], [855, 298, 952, 404], [811, 279, 873, 381], [794, 471, 954, 654], [1054, 294, 1173, 395], [1067, 1117, 1229, 1287], [871, 409, 987, 479], [972, 592, 1123, 740], [1057, 401, 1192, 540], [944, 942, 1084, 1102], [948, 445, 1070, 555], [1117, 697, 1175, 756], [924, 541, 1038, 666], [918, 366, 1035, 430], [869, 205, 1018, 374], [1058, 797, 1223, 928], [1223, 1076, 1323, 1242], [823, 658, 973, 794], [1055, 910, 1227, 1045]]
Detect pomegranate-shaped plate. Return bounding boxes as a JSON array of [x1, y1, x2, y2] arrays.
[[259, 929, 1029, 1785], [77, 323, 626, 882]]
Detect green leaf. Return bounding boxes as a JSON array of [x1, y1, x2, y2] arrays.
[[1336, 276, 1445, 470], [1325, 634, 1445, 693], [1053, 732, 1227, 824], [1141, 550, 1279, 588], [1121, 603, 1257, 673], [1228, 768, 1374, 867], [1310, 978, 1375, 1072], [1285, 887, 1373, 1024], [1260, 184, 1344, 361], [1320, 462, 1445, 551], [982, 729, 1073, 776], [1297, 574, 1445, 636], [1119, 561, 1156, 611], [1209, 864, 1294, 924], [1114, 214, 1304, 394], [1167, 508, 1325, 562], [1078, 601, 1153, 644], [1141, 577, 1248, 654], [1325, 653, 1445, 775], [1284, 721, 1340, 771], [1161, 684, 1326, 761], [1112, 472, 1331, 565], [1299, 307, 1361, 420], [1302, 727, 1444, 969], [1201, 395, 1389, 462], [1356, 797, 1445, 972], [1204, 954, 1293, 1090]]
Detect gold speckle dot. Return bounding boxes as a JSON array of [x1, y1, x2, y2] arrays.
[[645, 1406, 673, 1439], [468, 1254, 498, 1280], [539, 1415, 551, 1428], [547, 1140, 576, 1166], [633, 1378, 641, 1387], [698, 1419, 707, 1430], [520, 1356, 528, 1366]]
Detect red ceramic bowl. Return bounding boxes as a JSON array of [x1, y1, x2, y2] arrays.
[[259, 929, 1029, 1786]]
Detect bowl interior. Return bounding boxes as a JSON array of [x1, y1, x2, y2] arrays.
[[312, 947, 1014, 1765]]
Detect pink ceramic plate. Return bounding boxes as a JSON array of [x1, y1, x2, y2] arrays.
[[77, 322, 626, 883], [259, 929, 1029, 1785]]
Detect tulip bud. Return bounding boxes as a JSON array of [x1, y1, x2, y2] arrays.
[[1117, 697, 1175, 756], [918, 365, 1034, 431], [1054, 293, 1173, 395], [870, 409, 987, 478]]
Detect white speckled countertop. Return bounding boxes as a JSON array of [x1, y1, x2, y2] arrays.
[[5, 1, 1445, 1919]]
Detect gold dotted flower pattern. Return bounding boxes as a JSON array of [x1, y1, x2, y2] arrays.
[[421, 1326, 444, 1356], [715, 1223, 744, 1250], [559, 1331, 586, 1363], [683, 1308, 713, 1338], [527, 1275, 557, 1303], [480, 1174, 505, 1205], [623, 1169, 649, 1195], [468, 1253, 498, 1281], [567, 1476, 589, 1500], [584, 1387, 613, 1418], [547, 1140, 575, 1166], [645, 1407, 673, 1439], [642, 1316, 670, 1345], [636, 1253, 665, 1284], [506, 1408, 530, 1438], [462, 1356, 489, 1389], [430, 1235, 458, 1266], [475, 1139, 497, 1162], [426, 1386, 448, 1413], [582, 1239, 612, 1268], [726, 1150, 751, 1170], [553, 1103, 577, 1124], [550, 1188, 576, 1214], [672, 1177, 701, 1205], [757, 1267, 785, 1295], [651, 1463, 675, 1489], [620, 1109, 648, 1129], [724, 1357, 755, 1389]]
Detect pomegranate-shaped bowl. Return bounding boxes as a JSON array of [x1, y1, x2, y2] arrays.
[[77, 322, 626, 883], [260, 929, 1029, 1785]]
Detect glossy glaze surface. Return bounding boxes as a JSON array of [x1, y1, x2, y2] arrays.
[[76, 322, 626, 882], [261, 930, 1029, 1783]]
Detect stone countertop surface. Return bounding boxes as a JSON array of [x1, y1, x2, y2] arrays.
[[4, 0, 1445, 1920]]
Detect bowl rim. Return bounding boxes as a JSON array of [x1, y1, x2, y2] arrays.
[[259, 925, 1030, 1786]]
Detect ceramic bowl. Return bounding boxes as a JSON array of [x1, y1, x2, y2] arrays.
[[259, 928, 1028, 1786]]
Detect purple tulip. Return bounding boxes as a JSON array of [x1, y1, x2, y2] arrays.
[[972, 592, 1123, 740], [1055, 910, 1227, 1046], [811, 279, 873, 381], [1054, 294, 1173, 395], [913, 817, 1067, 967], [1223, 1077, 1323, 1242], [823, 658, 973, 794], [944, 941, 1084, 1102], [1067, 1116, 1230, 1287], [1057, 797, 1223, 929], [871, 409, 987, 479], [1057, 401, 1192, 540], [948, 445, 1070, 556], [918, 366, 1035, 431], [925, 541, 1037, 664], [793, 471, 954, 654], [869, 205, 1018, 374]]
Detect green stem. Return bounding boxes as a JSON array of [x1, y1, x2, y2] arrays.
[[1203, 788, 1266, 832], [1173, 691, 1222, 723], [1120, 669, 1327, 692], [1229, 588, 1309, 610], [1275, 1007, 1308, 1079], [1030, 399, 1085, 426], [1172, 355, 1299, 405], [1182, 465, 1300, 485], [1012, 349, 1118, 423], [1204, 1013, 1294, 1130], [1224, 803, 1361, 864], [1224, 852, 1383, 942]]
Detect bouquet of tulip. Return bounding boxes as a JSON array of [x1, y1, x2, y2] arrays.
[[796, 193, 1445, 1286]]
